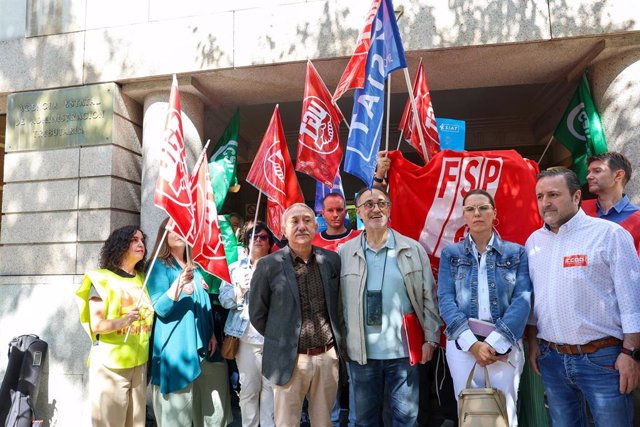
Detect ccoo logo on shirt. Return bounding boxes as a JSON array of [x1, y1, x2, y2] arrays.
[[563, 254, 588, 267]]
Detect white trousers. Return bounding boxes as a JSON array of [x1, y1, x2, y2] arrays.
[[446, 339, 524, 427], [235, 340, 275, 427]]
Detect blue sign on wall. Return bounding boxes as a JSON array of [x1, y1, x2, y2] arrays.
[[436, 118, 466, 151]]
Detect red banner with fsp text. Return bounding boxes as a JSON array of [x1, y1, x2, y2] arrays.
[[386, 149, 542, 271]]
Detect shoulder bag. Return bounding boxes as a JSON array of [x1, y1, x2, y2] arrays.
[[458, 363, 508, 427]]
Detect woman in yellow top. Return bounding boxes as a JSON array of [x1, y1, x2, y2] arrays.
[[76, 225, 154, 427]]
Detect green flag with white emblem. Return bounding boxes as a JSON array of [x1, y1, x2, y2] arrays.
[[209, 109, 240, 210], [553, 74, 607, 184], [204, 110, 241, 296]]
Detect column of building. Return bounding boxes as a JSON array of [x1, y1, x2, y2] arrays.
[[590, 50, 640, 201]]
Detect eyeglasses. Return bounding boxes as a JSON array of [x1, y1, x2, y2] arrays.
[[462, 204, 494, 214], [252, 234, 270, 242], [357, 200, 391, 210]]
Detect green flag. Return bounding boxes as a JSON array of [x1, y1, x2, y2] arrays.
[[553, 74, 607, 184], [203, 215, 239, 297], [209, 109, 240, 211], [204, 111, 241, 297]]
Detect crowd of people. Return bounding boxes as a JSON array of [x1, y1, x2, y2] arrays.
[[76, 151, 640, 427]]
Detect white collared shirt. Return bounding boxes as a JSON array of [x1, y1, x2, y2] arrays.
[[525, 209, 640, 345], [457, 234, 512, 354]]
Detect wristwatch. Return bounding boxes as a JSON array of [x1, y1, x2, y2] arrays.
[[620, 347, 640, 361]]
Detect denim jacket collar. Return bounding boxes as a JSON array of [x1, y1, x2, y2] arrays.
[[462, 232, 505, 257]]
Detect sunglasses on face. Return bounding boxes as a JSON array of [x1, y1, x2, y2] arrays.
[[251, 234, 270, 242]]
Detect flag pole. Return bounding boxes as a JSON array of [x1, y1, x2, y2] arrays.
[[385, 74, 392, 152], [124, 226, 169, 342], [537, 134, 555, 164], [402, 67, 429, 162], [341, 115, 351, 132], [247, 191, 263, 262], [396, 129, 404, 150]]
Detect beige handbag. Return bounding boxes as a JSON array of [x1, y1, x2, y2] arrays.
[[458, 363, 509, 427]]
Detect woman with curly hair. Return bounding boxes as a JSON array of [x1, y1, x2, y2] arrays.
[[147, 218, 232, 427], [76, 225, 154, 427]]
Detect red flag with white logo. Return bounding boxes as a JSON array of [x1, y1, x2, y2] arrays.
[[266, 200, 285, 240], [332, 0, 381, 101], [154, 75, 195, 241], [246, 105, 304, 209], [398, 60, 440, 162], [386, 149, 542, 276], [296, 61, 345, 187], [190, 144, 231, 283]]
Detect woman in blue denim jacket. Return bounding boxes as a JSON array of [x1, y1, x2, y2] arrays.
[[219, 221, 275, 427], [438, 189, 532, 427]]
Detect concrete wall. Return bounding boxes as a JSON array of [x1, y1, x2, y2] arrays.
[[0, 84, 142, 426], [1, 0, 639, 94], [0, 276, 91, 426], [0, 85, 143, 275]]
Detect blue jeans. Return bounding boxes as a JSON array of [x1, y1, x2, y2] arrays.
[[348, 358, 419, 427], [331, 359, 355, 427], [330, 380, 355, 427], [537, 341, 633, 427]]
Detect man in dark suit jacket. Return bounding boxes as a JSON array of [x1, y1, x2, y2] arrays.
[[249, 203, 343, 427]]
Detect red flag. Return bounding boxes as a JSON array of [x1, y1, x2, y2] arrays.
[[190, 144, 231, 283], [386, 149, 542, 277], [246, 105, 304, 208], [296, 61, 344, 187], [332, 0, 381, 101], [154, 75, 195, 241], [267, 200, 285, 240], [398, 60, 440, 162]]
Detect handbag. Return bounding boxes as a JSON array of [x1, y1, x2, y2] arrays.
[[458, 363, 509, 427], [220, 336, 240, 360]]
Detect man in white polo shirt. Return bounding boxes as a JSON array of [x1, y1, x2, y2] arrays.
[[525, 168, 640, 427]]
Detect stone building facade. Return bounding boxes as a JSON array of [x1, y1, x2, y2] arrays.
[[1, 1, 639, 425]]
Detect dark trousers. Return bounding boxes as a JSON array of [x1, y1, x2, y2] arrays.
[[417, 348, 458, 426]]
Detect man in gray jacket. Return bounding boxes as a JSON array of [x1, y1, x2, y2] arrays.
[[250, 203, 343, 427], [339, 187, 441, 426]]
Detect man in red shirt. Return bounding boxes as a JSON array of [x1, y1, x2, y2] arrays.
[[312, 193, 361, 252], [312, 192, 360, 426]]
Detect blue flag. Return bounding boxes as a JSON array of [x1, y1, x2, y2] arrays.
[[314, 172, 345, 214], [344, 0, 407, 187]]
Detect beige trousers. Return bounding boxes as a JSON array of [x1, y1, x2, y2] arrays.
[[273, 347, 339, 427], [90, 363, 146, 427]]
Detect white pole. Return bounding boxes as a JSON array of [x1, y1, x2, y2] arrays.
[[385, 73, 392, 152], [341, 116, 351, 132], [537, 135, 555, 165], [247, 191, 263, 261], [124, 227, 169, 342], [396, 129, 404, 151], [402, 67, 429, 162]]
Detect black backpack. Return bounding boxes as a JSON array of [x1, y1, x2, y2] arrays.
[[0, 335, 48, 427]]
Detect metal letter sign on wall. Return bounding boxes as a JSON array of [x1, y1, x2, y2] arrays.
[[6, 83, 115, 151]]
